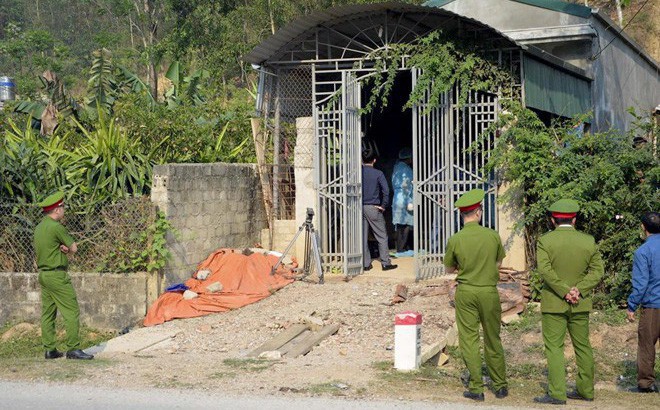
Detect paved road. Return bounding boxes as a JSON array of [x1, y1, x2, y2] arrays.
[[0, 381, 523, 410]]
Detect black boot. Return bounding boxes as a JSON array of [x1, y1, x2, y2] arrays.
[[66, 349, 94, 360], [45, 350, 63, 359], [637, 385, 658, 393], [566, 390, 593, 401], [533, 394, 566, 405], [495, 387, 509, 398], [463, 391, 484, 401]]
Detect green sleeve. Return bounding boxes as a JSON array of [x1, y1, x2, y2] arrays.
[[575, 244, 604, 295], [444, 238, 457, 268], [496, 233, 506, 262], [537, 238, 571, 298], [54, 223, 75, 248]]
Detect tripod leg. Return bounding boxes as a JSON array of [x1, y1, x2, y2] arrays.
[[302, 225, 312, 277], [310, 229, 324, 284], [271, 225, 305, 275]]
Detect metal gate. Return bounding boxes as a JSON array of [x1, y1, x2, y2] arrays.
[[315, 70, 363, 278], [412, 69, 499, 280]]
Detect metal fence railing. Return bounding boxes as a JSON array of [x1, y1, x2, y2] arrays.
[[0, 196, 156, 273]]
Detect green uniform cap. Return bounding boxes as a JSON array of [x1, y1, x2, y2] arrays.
[[455, 188, 485, 210], [37, 192, 65, 209], [547, 198, 580, 214]]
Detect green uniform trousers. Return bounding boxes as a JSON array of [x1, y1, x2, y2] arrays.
[[455, 284, 507, 393], [542, 311, 594, 401], [39, 270, 81, 351]]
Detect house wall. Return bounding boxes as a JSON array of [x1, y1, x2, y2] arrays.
[[1, 272, 148, 331], [589, 17, 659, 132], [151, 163, 268, 284], [441, 0, 584, 31], [441, 0, 660, 132]]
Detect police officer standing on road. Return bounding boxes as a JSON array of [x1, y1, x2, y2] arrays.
[[34, 192, 93, 360], [444, 188, 508, 402], [534, 199, 603, 405]]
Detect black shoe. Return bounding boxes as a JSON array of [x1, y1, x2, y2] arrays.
[[66, 349, 94, 360], [45, 350, 63, 359], [382, 264, 398, 271], [637, 385, 659, 393], [495, 387, 508, 398], [566, 390, 593, 401], [363, 264, 372, 271], [463, 391, 484, 401], [533, 394, 565, 405]]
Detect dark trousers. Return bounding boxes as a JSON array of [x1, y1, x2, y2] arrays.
[[363, 205, 391, 268], [395, 224, 413, 252], [637, 307, 660, 389]]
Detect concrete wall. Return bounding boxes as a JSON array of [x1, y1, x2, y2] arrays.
[[0, 272, 148, 331], [151, 163, 268, 284]]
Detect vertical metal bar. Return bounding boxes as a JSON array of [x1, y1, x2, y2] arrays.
[[273, 77, 281, 221]]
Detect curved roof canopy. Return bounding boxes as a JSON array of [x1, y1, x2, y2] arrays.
[[244, 2, 522, 66]]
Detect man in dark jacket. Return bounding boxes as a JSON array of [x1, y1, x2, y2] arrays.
[[362, 151, 397, 272]]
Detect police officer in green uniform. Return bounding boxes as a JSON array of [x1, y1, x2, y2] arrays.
[[34, 192, 93, 360], [444, 189, 508, 401], [533, 199, 603, 405]]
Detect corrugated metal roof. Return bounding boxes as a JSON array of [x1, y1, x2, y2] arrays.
[[244, 2, 522, 65]]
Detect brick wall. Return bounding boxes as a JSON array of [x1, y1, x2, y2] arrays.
[[151, 163, 268, 284], [0, 272, 148, 331]]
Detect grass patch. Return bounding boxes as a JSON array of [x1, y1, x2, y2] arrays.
[[502, 308, 541, 334], [222, 358, 276, 372], [372, 360, 461, 384], [209, 371, 237, 379], [591, 306, 628, 326], [0, 320, 114, 359], [151, 375, 194, 389], [306, 380, 351, 396], [523, 343, 543, 354], [507, 362, 545, 379]]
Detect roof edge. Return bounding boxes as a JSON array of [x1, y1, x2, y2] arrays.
[[425, 0, 592, 18], [591, 9, 659, 71]]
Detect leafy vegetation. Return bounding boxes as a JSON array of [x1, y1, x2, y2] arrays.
[[486, 102, 659, 306], [359, 30, 515, 114]]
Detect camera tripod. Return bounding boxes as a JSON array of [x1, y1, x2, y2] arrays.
[[270, 208, 324, 284]]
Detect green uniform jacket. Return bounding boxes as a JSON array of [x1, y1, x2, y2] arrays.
[[34, 216, 75, 272], [537, 226, 604, 313], [444, 221, 505, 285]]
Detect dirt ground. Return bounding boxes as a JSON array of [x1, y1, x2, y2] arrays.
[[1, 265, 658, 409]]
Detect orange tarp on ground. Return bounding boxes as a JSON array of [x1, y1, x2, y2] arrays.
[[144, 249, 295, 326]]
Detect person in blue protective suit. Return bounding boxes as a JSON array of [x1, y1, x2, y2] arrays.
[[391, 147, 414, 253]]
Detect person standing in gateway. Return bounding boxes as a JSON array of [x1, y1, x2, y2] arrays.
[[362, 150, 397, 272], [534, 199, 603, 405], [444, 188, 508, 401], [34, 192, 93, 360]]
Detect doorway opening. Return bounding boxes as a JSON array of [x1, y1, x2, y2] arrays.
[[361, 70, 414, 262]]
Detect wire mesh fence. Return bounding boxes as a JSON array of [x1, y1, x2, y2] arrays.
[[0, 196, 156, 273], [258, 65, 314, 220]]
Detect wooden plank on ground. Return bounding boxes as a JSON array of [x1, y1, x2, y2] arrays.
[[420, 338, 447, 365], [247, 324, 308, 357], [284, 324, 340, 358], [277, 329, 312, 357]]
